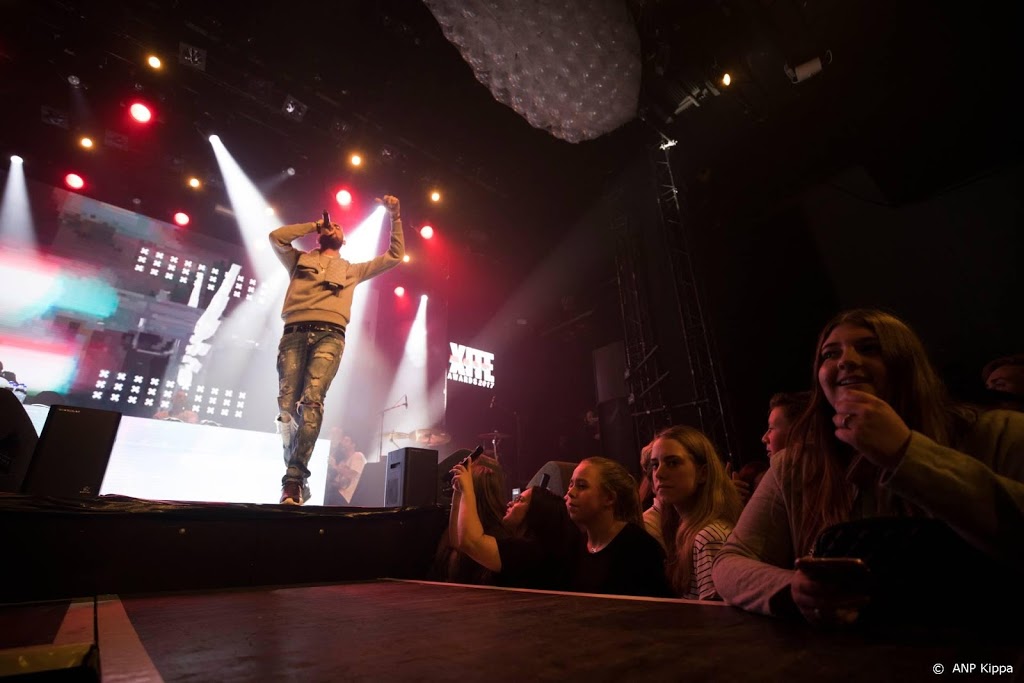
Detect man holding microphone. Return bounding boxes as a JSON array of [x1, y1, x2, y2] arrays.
[[270, 195, 404, 505]]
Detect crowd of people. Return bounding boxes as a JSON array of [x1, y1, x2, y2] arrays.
[[432, 308, 1024, 626]]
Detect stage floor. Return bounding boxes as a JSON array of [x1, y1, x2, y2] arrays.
[[3, 581, 1021, 682]]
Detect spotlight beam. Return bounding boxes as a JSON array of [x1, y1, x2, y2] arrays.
[[1, 157, 39, 250]]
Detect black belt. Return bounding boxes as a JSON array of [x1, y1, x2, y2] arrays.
[[283, 322, 346, 337]]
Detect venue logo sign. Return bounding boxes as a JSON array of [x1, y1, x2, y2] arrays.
[[448, 342, 495, 388]]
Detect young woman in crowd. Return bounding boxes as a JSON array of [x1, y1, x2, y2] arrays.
[[565, 457, 672, 597], [435, 453, 509, 585], [450, 457, 580, 590], [649, 425, 743, 599], [712, 309, 1024, 625]]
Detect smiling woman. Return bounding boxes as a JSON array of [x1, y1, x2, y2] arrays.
[[712, 308, 1024, 627]]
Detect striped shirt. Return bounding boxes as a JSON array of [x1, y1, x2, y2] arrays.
[[684, 520, 734, 600]]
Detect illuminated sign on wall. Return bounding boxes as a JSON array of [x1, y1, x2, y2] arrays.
[[447, 342, 495, 388]]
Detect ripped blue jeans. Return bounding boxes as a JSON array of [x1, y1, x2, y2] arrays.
[[276, 328, 346, 488]]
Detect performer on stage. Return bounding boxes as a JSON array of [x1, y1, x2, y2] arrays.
[[270, 196, 404, 505]]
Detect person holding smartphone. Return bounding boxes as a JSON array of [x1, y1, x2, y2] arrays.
[[712, 309, 1024, 626], [450, 457, 581, 590]]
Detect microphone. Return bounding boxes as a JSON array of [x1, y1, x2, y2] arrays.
[[321, 209, 330, 231]]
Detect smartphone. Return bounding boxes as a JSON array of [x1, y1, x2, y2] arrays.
[[795, 556, 870, 584], [460, 445, 484, 467]]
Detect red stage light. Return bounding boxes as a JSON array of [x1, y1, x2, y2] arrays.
[[394, 286, 405, 297], [420, 225, 434, 239], [64, 173, 85, 190], [173, 212, 190, 226], [335, 189, 352, 207], [130, 102, 153, 123]]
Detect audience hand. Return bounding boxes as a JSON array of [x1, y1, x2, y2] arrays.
[[450, 460, 473, 495], [726, 463, 752, 505], [831, 389, 912, 469], [791, 559, 871, 627]]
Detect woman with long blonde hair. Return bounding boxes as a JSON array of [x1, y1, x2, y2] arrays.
[[650, 425, 742, 599]]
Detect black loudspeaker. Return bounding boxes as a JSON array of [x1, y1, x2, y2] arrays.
[[524, 461, 579, 497], [22, 405, 122, 497], [384, 447, 437, 507], [597, 397, 639, 478], [0, 391, 39, 493], [593, 341, 629, 403], [348, 461, 387, 507]]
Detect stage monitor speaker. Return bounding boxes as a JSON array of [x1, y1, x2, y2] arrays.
[[524, 461, 579, 497], [348, 461, 387, 507], [593, 341, 628, 404], [598, 397, 639, 478], [22, 405, 122, 497], [384, 447, 437, 507], [0, 390, 39, 493]]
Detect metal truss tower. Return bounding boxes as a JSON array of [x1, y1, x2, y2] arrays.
[[651, 144, 735, 459]]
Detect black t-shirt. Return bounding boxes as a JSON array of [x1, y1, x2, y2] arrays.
[[570, 522, 672, 598], [496, 536, 572, 591]]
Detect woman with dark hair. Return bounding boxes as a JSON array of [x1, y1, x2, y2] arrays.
[[435, 454, 510, 585], [650, 425, 742, 599], [450, 458, 580, 590], [565, 457, 672, 597], [713, 309, 1024, 625]]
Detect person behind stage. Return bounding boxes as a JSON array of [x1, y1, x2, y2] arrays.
[[565, 457, 672, 597], [324, 428, 367, 505], [649, 425, 743, 600], [712, 309, 1024, 626], [270, 196, 404, 505], [153, 389, 199, 423], [449, 456, 580, 590]]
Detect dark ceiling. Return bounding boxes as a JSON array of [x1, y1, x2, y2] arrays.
[[2, 0, 1021, 274]]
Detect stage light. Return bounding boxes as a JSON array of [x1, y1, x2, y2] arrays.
[[64, 173, 84, 190], [420, 225, 434, 239], [10, 155, 23, 164], [402, 254, 410, 263], [209, 134, 220, 144], [79, 137, 94, 149], [430, 190, 441, 202], [147, 55, 162, 69], [394, 286, 405, 297], [67, 75, 81, 87], [130, 102, 153, 123], [173, 212, 190, 226], [421, 294, 428, 301], [265, 207, 275, 215], [336, 189, 352, 207], [188, 177, 201, 188], [286, 167, 296, 176], [721, 73, 732, 87], [350, 154, 362, 167]]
